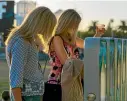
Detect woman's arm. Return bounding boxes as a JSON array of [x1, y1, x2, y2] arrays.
[[12, 88, 22, 101], [76, 34, 102, 49], [94, 33, 103, 37], [10, 39, 29, 101], [76, 27, 105, 49], [76, 37, 84, 49], [53, 36, 69, 64]]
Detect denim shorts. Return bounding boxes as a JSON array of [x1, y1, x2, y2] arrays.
[[11, 95, 42, 101], [22, 95, 42, 101]]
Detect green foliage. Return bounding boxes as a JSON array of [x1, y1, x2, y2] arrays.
[[77, 20, 127, 39]]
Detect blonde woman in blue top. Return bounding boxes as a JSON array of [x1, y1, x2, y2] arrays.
[[5, 7, 56, 101]]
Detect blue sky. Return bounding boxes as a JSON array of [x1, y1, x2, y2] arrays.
[[15, 0, 127, 30]]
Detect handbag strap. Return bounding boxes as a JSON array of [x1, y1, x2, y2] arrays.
[[38, 54, 48, 77]]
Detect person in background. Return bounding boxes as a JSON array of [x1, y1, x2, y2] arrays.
[[48, 9, 105, 101], [5, 6, 56, 101]]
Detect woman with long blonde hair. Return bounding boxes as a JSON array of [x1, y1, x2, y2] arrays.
[[5, 6, 56, 101], [47, 9, 105, 101]]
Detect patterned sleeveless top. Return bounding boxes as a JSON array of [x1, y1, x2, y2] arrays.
[[48, 35, 80, 84]]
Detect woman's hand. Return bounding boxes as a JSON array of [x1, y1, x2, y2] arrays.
[[94, 24, 105, 37]]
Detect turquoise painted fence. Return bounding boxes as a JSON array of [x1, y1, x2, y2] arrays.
[[84, 37, 127, 101]]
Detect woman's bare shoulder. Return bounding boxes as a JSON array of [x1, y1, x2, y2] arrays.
[[49, 35, 64, 51]]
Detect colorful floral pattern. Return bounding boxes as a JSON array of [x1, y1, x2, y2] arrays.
[[48, 41, 80, 84]]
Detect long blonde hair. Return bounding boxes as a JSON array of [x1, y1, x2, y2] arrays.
[[5, 6, 56, 51], [55, 9, 81, 45]]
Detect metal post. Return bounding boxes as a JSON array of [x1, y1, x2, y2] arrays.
[[106, 40, 111, 101], [114, 39, 118, 101]]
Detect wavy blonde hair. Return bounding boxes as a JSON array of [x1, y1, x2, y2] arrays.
[[5, 6, 56, 51], [55, 9, 81, 45]]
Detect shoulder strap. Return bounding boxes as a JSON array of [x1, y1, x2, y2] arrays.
[[48, 35, 65, 53], [55, 34, 64, 41]]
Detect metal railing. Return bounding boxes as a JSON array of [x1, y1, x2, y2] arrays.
[[84, 37, 127, 101]]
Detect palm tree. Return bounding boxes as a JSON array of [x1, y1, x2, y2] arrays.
[[118, 20, 127, 33], [106, 19, 114, 37], [88, 21, 98, 33], [107, 19, 114, 31]]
